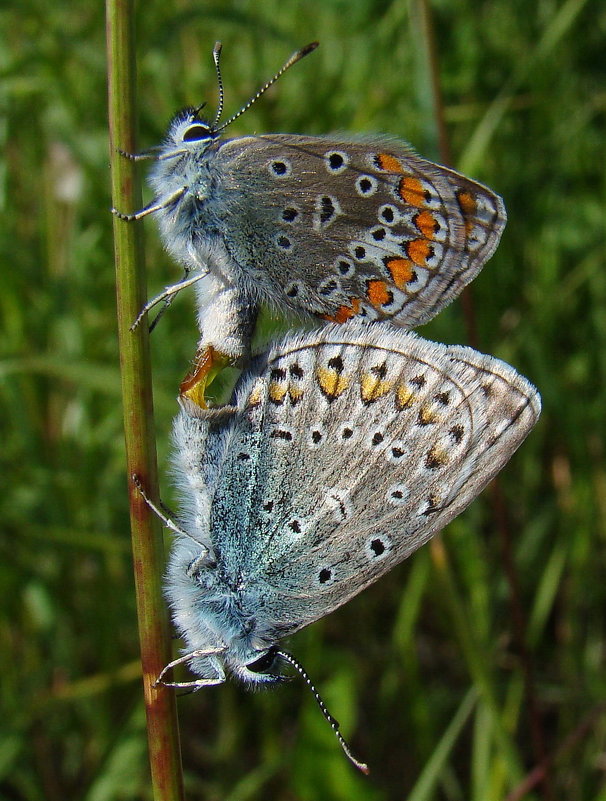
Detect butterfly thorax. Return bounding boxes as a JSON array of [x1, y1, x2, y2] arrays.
[[148, 135, 226, 271], [168, 537, 282, 685]]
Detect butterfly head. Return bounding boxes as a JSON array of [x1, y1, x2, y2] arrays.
[[164, 105, 220, 151], [230, 646, 287, 686], [177, 623, 288, 688], [172, 641, 286, 688], [142, 104, 222, 239]]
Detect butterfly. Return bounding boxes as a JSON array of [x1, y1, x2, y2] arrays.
[[114, 43, 506, 403], [138, 323, 540, 772]]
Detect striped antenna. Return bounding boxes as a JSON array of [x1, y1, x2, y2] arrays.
[[276, 649, 369, 775], [211, 42, 224, 128], [215, 42, 319, 133]]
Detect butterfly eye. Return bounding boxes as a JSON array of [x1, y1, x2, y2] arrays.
[[247, 647, 279, 674], [182, 124, 211, 142]]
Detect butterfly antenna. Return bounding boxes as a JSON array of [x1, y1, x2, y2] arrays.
[[211, 42, 224, 128], [215, 41, 319, 133], [276, 649, 369, 775]]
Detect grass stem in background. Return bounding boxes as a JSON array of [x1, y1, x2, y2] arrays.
[[106, 1, 184, 798]]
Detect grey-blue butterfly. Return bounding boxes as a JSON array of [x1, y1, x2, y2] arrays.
[[114, 43, 506, 397], [143, 324, 540, 772]]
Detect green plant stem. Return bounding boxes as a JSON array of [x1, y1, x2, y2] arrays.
[[106, 2, 184, 800]]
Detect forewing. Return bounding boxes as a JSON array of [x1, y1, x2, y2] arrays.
[[206, 324, 540, 637], [217, 135, 506, 327]]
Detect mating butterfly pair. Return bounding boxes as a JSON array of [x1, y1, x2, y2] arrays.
[[116, 43, 539, 773]]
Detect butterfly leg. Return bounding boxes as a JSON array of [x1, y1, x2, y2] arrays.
[[155, 648, 227, 688], [131, 473, 211, 550], [181, 279, 258, 408], [130, 269, 207, 331]]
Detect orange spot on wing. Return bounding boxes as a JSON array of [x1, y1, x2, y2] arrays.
[[322, 298, 362, 323], [456, 190, 477, 216], [399, 176, 427, 207], [360, 374, 393, 403], [414, 210, 439, 239], [396, 386, 416, 409], [425, 445, 448, 469], [367, 280, 391, 308], [317, 368, 349, 399], [456, 190, 478, 236], [418, 405, 439, 425], [385, 257, 414, 289], [268, 382, 287, 405], [376, 153, 404, 173], [288, 386, 304, 404], [247, 382, 264, 408], [406, 239, 432, 266]]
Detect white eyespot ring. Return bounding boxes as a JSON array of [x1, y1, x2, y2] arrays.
[[307, 424, 326, 450], [378, 204, 399, 226], [364, 534, 392, 561], [333, 256, 355, 278], [324, 487, 354, 522], [269, 425, 295, 446], [313, 194, 342, 230], [268, 158, 292, 178], [274, 233, 294, 252], [284, 281, 305, 300], [386, 440, 409, 464], [316, 565, 337, 586], [285, 518, 306, 539], [279, 205, 301, 224], [355, 174, 378, 197], [386, 484, 410, 506], [317, 276, 342, 298], [365, 427, 389, 450], [337, 421, 357, 444], [324, 150, 349, 174], [349, 242, 368, 262]]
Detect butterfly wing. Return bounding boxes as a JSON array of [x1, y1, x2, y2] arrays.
[[193, 324, 539, 639], [215, 135, 506, 327], [170, 403, 240, 552]]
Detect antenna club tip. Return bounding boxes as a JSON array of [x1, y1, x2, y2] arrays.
[[358, 762, 370, 776], [301, 41, 320, 56]]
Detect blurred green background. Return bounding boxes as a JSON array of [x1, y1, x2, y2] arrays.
[[1, 0, 605, 799]]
